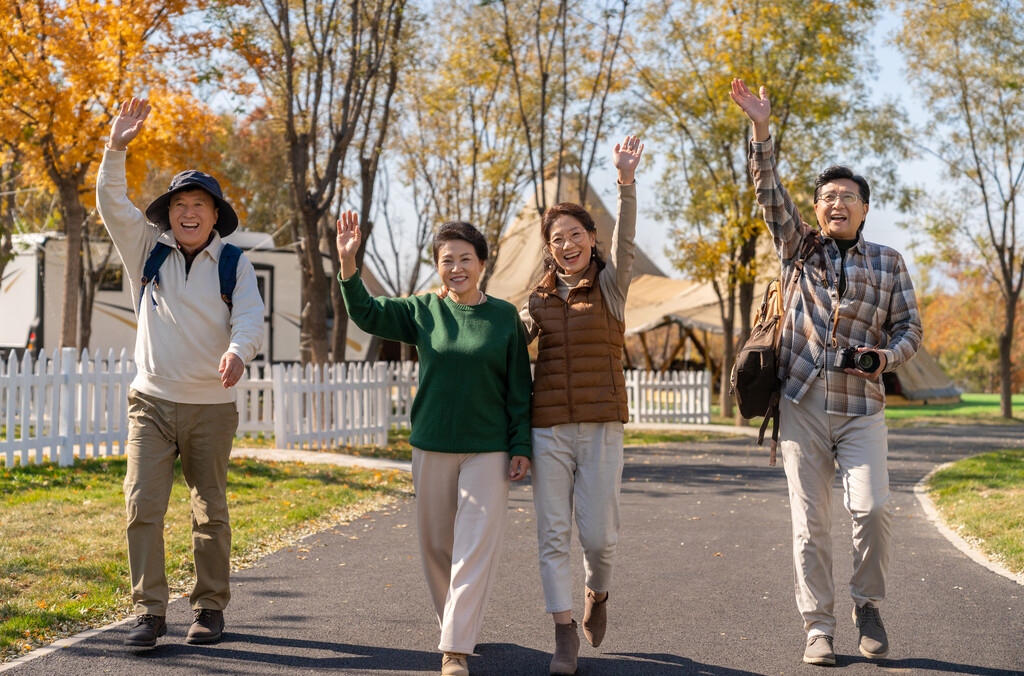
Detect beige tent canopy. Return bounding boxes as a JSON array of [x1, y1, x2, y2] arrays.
[[486, 172, 665, 310]]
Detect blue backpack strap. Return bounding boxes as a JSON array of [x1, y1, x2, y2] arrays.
[[219, 243, 243, 310], [139, 242, 173, 310]]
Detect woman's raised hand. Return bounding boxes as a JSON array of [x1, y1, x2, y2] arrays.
[[336, 210, 361, 280], [613, 135, 644, 185], [108, 98, 151, 152]]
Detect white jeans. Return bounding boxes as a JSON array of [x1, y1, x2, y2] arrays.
[[531, 421, 624, 614], [780, 377, 892, 637], [411, 449, 509, 654]]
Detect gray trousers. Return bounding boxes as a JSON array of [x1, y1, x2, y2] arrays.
[[780, 377, 892, 637]]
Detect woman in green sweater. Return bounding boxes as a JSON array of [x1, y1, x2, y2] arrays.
[[336, 211, 531, 676]]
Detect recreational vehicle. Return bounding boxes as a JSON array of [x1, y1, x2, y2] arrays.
[[0, 231, 378, 362]]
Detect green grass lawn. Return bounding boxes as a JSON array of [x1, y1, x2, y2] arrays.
[[925, 449, 1024, 577], [0, 456, 411, 662], [885, 393, 1024, 426]]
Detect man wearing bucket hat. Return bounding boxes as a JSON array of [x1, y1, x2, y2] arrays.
[[96, 97, 264, 648]]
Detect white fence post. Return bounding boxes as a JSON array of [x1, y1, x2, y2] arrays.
[[58, 348, 76, 466]]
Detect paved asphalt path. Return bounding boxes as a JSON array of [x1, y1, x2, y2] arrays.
[[8, 424, 1024, 675]]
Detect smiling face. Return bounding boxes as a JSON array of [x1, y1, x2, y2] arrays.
[[814, 178, 869, 240], [436, 239, 484, 304], [168, 189, 218, 254], [547, 214, 597, 275]]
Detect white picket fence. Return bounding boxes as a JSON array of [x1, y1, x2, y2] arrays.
[[625, 369, 711, 424], [0, 348, 135, 467], [1, 352, 710, 467]]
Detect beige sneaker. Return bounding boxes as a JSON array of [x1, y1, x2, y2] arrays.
[[853, 602, 889, 659], [582, 588, 608, 647], [549, 620, 579, 675], [441, 652, 469, 676], [803, 634, 835, 666]]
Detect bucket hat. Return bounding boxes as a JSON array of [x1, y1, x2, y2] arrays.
[[145, 170, 238, 237]]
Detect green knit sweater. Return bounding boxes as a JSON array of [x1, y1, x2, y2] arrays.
[[339, 271, 532, 458]]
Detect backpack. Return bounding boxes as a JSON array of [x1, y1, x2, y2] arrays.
[[730, 230, 826, 465], [138, 242, 243, 312]]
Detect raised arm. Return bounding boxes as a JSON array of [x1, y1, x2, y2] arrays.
[[729, 79, 771, 142], [107, 98, 151, 151], [599, 135, 642, 321]]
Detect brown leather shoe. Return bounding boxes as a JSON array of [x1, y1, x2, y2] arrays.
[[186, 608, 224, 645], [124, 614, 166, 647], [582, 588, 608, 647], [550, 620, 579, 675]]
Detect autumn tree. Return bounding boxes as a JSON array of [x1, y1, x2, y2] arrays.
[[633, 0, 911, 417], [894, 0, 1024, 416], [493, 0, 630, 218], [389, 1, 531, 290], [223, 0, 409, 364], [0, 0, 223, 350]]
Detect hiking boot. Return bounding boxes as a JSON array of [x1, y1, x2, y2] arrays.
[[441, 652, 469, 676], [853, 602, 889, 659], [124, 614, 167, 647], [582, 588, 608, 648], [186, 608, 224, 645], [803, 634, 835, 666], [550, 620, 579, 675]]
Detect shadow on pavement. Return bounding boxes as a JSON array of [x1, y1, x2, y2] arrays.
[[840, 654, 1024, 675]]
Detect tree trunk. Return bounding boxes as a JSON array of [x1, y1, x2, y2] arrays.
[[297, 204, 331, 365], [56, 180, 86, 349], [999, 294, 1018, 419], [719, 313, 735, 419]]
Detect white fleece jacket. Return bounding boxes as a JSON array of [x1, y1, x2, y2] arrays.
[[96, 149, 264, 404]]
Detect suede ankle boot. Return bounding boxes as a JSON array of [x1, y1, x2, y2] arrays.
[[549, 620, 579, 675]]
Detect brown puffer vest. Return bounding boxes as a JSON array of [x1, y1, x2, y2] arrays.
[[529, 260, 628, 427]]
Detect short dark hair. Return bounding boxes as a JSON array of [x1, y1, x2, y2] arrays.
[[813, 165, 870, 204], [432, 221, 488, 264], [540, 202, 605, 270]]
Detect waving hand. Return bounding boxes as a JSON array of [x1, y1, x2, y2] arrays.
[[729, 79, 771, 142], [108, 98, 151, 151]]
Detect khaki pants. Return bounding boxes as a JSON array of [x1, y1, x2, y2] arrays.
[[532, 422, 624, 614], [412, 449, 510, 654], [780, 377, 892, 637], [123, 389, 238, 616]]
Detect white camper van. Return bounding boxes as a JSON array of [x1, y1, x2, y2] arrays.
[[0, 231, 378, 362]]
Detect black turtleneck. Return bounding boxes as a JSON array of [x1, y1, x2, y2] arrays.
[[834, 236, 858, 299]]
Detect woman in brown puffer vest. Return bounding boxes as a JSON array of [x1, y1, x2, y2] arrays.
[[520, 135, 644, 676]]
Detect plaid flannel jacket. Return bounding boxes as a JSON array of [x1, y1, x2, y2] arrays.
[[749, 138, 922, 416]]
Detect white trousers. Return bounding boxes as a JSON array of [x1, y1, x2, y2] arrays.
[[412, 449, 509, 654], [532, 422, 624, 614], [780, 377, 892, 637]]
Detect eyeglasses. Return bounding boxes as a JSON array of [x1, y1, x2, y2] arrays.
[[549, 230, 588, 248], [816, 192, 864, 206]]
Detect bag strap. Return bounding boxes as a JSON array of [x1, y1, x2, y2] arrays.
[[218, 243, 243, 310], [139, 243, 173, 311]]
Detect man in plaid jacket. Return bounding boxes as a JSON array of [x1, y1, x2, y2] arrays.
[[731, 79, 922, 666]]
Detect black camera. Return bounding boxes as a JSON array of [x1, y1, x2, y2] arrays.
[[833, 347, 881, 373]]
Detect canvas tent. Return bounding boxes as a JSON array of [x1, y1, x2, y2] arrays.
[[485, 172, 665, 310]]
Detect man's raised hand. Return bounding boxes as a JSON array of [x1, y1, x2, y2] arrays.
[[108, 98, 151, 152], [729, 79, 771, 142]]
